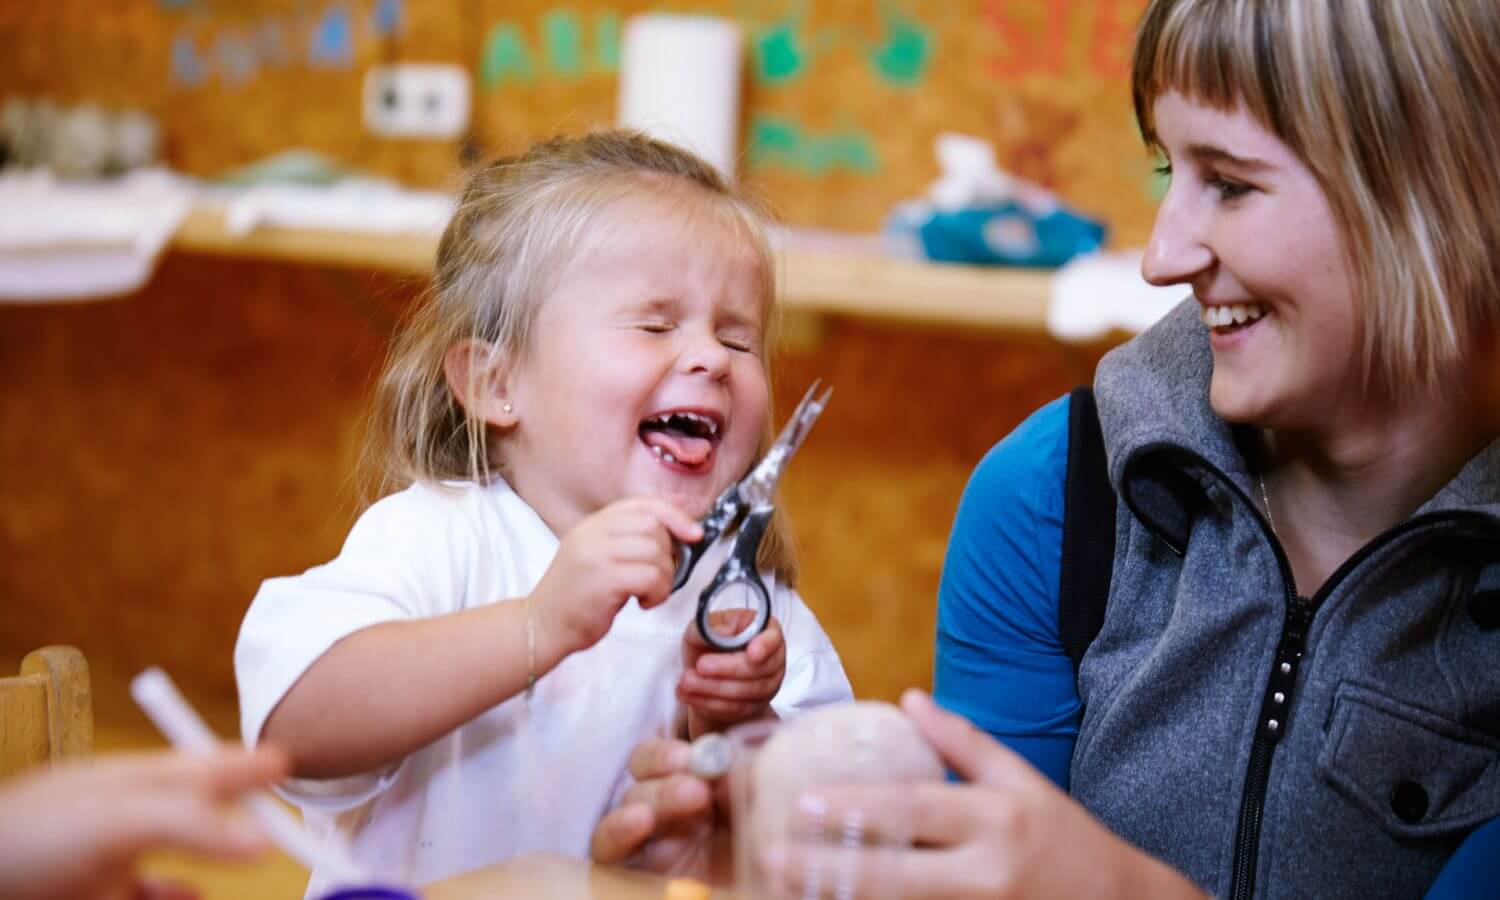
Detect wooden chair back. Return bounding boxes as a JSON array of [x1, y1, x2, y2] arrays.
[[0, 646, 94, 779]]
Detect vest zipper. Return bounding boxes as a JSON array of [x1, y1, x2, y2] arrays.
[[1225, 509, 1494, 899], [1228, 588, 1309, 900], [1116, 443, 1500, 899]]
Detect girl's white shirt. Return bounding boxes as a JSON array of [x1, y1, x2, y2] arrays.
[[234, 478, 852, 895]]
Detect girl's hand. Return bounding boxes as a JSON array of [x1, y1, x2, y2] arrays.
[[532, 497, 703, 658], [678, 610, 785, 738], [765, 690, 1207, 900], [590, 738, 731, 880], [0, 746, 289, 900]]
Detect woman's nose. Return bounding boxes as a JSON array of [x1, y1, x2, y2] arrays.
[[1141, 187, 1215, 287]]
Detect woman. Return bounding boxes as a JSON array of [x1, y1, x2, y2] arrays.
[[591, 0, 1500, 896]]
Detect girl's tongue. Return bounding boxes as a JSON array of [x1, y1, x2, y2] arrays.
[[639, 423, 714, 465]]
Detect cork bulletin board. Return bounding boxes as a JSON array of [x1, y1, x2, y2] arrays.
[[1, 0, 1148, 713], [1, 0, 1161, 242]]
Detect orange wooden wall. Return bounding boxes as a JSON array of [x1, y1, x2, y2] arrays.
[[1, 0, 1135, 719]]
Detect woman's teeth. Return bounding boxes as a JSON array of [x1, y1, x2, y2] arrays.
[[1200, 302, 1269, 329], [651, 445, 678, 464]]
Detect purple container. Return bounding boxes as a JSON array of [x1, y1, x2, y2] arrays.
[[318, 887, 421, 900]]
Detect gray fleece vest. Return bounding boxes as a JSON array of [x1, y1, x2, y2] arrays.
[[1071, 302, 1500, 899]]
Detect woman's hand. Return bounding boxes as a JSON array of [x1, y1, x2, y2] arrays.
[[532, 497, 703, 658], [679, 610, 785, 738], [766, 690, 1206, 900], [0, 745, 289, 900], [590, 738, 731, 880]]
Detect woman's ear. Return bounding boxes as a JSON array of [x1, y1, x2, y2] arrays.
[[443, 338, 520, 428]]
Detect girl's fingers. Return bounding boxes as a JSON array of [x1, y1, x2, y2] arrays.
[[618, 563, 673, 608], [694, 644, 785, 680], [744, 621, 784, 666], [678, 671, 781, 701], [624, 497, 704, 544], [676, 694, 764, 722]]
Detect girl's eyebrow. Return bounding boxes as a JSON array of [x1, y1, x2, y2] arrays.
[[1186, 143, 1272, 172], [623, 297, 677, 315]]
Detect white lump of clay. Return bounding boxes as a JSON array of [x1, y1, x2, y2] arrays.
[[745, 701, 945, 850]]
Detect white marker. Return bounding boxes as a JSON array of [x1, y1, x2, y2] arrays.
[[130, 667, 372, 887]]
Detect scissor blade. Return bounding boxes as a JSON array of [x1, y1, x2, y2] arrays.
[[742, 379, 832, 499]]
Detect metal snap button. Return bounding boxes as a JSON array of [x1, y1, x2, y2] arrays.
[[1391, 781, 1429, 824]]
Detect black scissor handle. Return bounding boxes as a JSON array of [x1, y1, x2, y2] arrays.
[[695, 507, 773, 651], [672, 483, 743, 592]]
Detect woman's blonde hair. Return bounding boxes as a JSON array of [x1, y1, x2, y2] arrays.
[[364, 130, 798, 582], [1133, 0, 1500, 400]]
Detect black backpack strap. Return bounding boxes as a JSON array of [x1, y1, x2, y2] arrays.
[[1059, 386, 1117, 676]]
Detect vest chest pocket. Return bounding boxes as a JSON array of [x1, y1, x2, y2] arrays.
[[1318, 681, 1500, 838]]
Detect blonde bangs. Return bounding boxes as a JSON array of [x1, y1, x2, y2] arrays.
[[1132, 0, 1281, 153], [1133, 0, 1500, 401]]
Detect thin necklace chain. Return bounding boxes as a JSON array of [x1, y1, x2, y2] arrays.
[[1258, 472, 1280, 540]]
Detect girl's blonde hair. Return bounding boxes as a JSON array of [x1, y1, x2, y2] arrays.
[[364, 130, 798, 583], [1132, 0, 1500, 400]]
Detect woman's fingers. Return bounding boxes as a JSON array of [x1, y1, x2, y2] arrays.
[[197, 745, 290, 798], [619, 774, 712, 820], [590, 803, 657, 864], [760, 841, 984, 900], [627, 738, 691, 781], [901, 689, 1030, 790], [797, 781, 978, 849]]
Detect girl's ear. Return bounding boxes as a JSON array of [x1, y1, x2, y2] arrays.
[[443, 338, 519, 428]]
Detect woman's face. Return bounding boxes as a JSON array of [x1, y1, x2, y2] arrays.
[[1142, 90, 1361, 430]]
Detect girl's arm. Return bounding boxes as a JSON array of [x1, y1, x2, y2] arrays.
[[260, 597, 562, 779], [250, 493, 700, 780]]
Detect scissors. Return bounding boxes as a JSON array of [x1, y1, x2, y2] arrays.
[[671, 379, 832, 651]]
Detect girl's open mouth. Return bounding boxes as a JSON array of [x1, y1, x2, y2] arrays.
[[639, 410, 722, 474]]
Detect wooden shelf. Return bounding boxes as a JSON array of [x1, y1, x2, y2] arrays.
[[172, 205, 1054, 335]]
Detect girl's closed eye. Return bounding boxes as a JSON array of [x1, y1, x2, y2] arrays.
[[636, 319, 675, 334], [718, 332, 759, 353]]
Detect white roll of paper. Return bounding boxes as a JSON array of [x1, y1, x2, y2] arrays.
[[617, 15, 743, 180]]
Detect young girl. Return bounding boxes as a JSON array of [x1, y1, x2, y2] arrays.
[[234, 131, 852, 894]]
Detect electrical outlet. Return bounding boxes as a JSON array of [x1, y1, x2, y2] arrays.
[[362, 64, 470, 139]]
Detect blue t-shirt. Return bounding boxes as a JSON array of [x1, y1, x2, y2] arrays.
[[932, 394, 1499, 897]]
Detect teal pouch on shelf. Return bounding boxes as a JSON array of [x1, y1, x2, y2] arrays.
[[909, 202, 1106, 268]]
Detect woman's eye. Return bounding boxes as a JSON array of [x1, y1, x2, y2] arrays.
[[1207, 174, 1252, 201], [638, 322, 674, 334]]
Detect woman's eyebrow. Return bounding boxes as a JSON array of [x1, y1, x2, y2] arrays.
[[1187, 142, 1273, 172]]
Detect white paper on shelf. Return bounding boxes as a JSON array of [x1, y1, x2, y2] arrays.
[[1047, 250, 1189, 342], [221, 179, 455, 238], [0, 168, 191, 302], [617, 15, 743, 180]]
